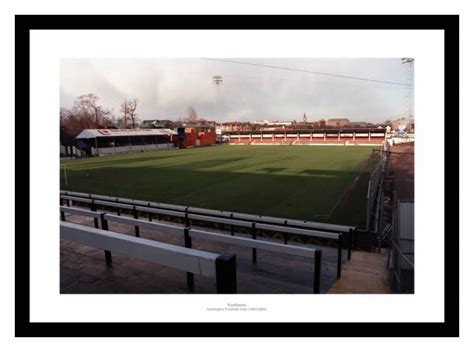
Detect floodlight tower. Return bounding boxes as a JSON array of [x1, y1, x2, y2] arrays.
[[213, 75, 223, 121], [401, 58, 414, 119]]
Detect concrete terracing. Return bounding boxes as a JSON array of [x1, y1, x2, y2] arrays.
[[327, 250, 391, 293], [61, 213, 347, 294]]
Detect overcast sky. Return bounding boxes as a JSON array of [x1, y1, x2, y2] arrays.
[[60, 58, 413, 123]]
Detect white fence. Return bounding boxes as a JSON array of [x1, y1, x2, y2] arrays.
[[92, 143, 175, 156], [387, 137, 415, 146]]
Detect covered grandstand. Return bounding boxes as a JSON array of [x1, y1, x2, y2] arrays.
[[223, 128, 387, 146], [75, 129, 176, 156]]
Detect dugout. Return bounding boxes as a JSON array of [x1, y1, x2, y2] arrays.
[[75, 128, 176, 156]]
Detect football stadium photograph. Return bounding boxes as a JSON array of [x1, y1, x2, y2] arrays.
[[59, 58, 415, 295]]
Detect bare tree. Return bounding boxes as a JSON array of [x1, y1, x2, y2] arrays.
[[60, 107, 74, 146], [120, 100, 129, 128], [86, 94, 101, 127], [76, 93, 112, 128], [60, 94, 113, 148], [121, 99, 139, 128], [127, 99, 138, 128]]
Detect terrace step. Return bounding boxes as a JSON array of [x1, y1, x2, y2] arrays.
[[327, 249, 391, 293]]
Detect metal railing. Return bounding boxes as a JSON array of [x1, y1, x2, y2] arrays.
[[60, 190, 355, 234], [61, 221, 237, 293], [386, 237, 414, 293], [60, 191, 352, 261], [387, 195, 414, 293], [61, 206, 326, 292], [366, 150, 387, 232]]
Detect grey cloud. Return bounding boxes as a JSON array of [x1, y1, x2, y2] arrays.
[[60, 58, 413, 123]]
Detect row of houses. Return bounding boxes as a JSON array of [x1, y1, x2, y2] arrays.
[[217, 118, 394, 132], [135, 116, 414, 133]]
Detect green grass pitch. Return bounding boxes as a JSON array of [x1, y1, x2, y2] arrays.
[[60, 145, 378, 228]]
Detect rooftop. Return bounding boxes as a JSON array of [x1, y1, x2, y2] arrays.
[[76, 128, 175, 139]]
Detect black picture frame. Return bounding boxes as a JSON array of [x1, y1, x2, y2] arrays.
[[15, 14, 459, 337]]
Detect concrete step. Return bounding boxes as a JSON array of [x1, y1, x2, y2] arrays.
[[327, 250, 391, 293]]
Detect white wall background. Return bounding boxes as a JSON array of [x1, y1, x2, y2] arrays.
[[29, 28, 444, 324]]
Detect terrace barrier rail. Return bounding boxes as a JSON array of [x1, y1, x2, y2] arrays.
[[60, 190, 354, 258], [61, 207, 325, 292], [61, 193, 345, 280], [61, 221, 237, 293]]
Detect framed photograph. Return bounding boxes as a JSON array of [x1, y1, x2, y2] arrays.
[[15, 14, 459, 337]]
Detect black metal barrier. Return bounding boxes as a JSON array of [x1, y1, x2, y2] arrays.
[[313, 250, 322, 294], [61, 221, 237, 294], [215, 254, 237, 294], [100, 213, 113, 267], [60, 194, 344, 287], [61, 201, 343, 283], [251, 222, 257, 263], [133, 206, 139, 237], [183, 227, 194, 292]]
